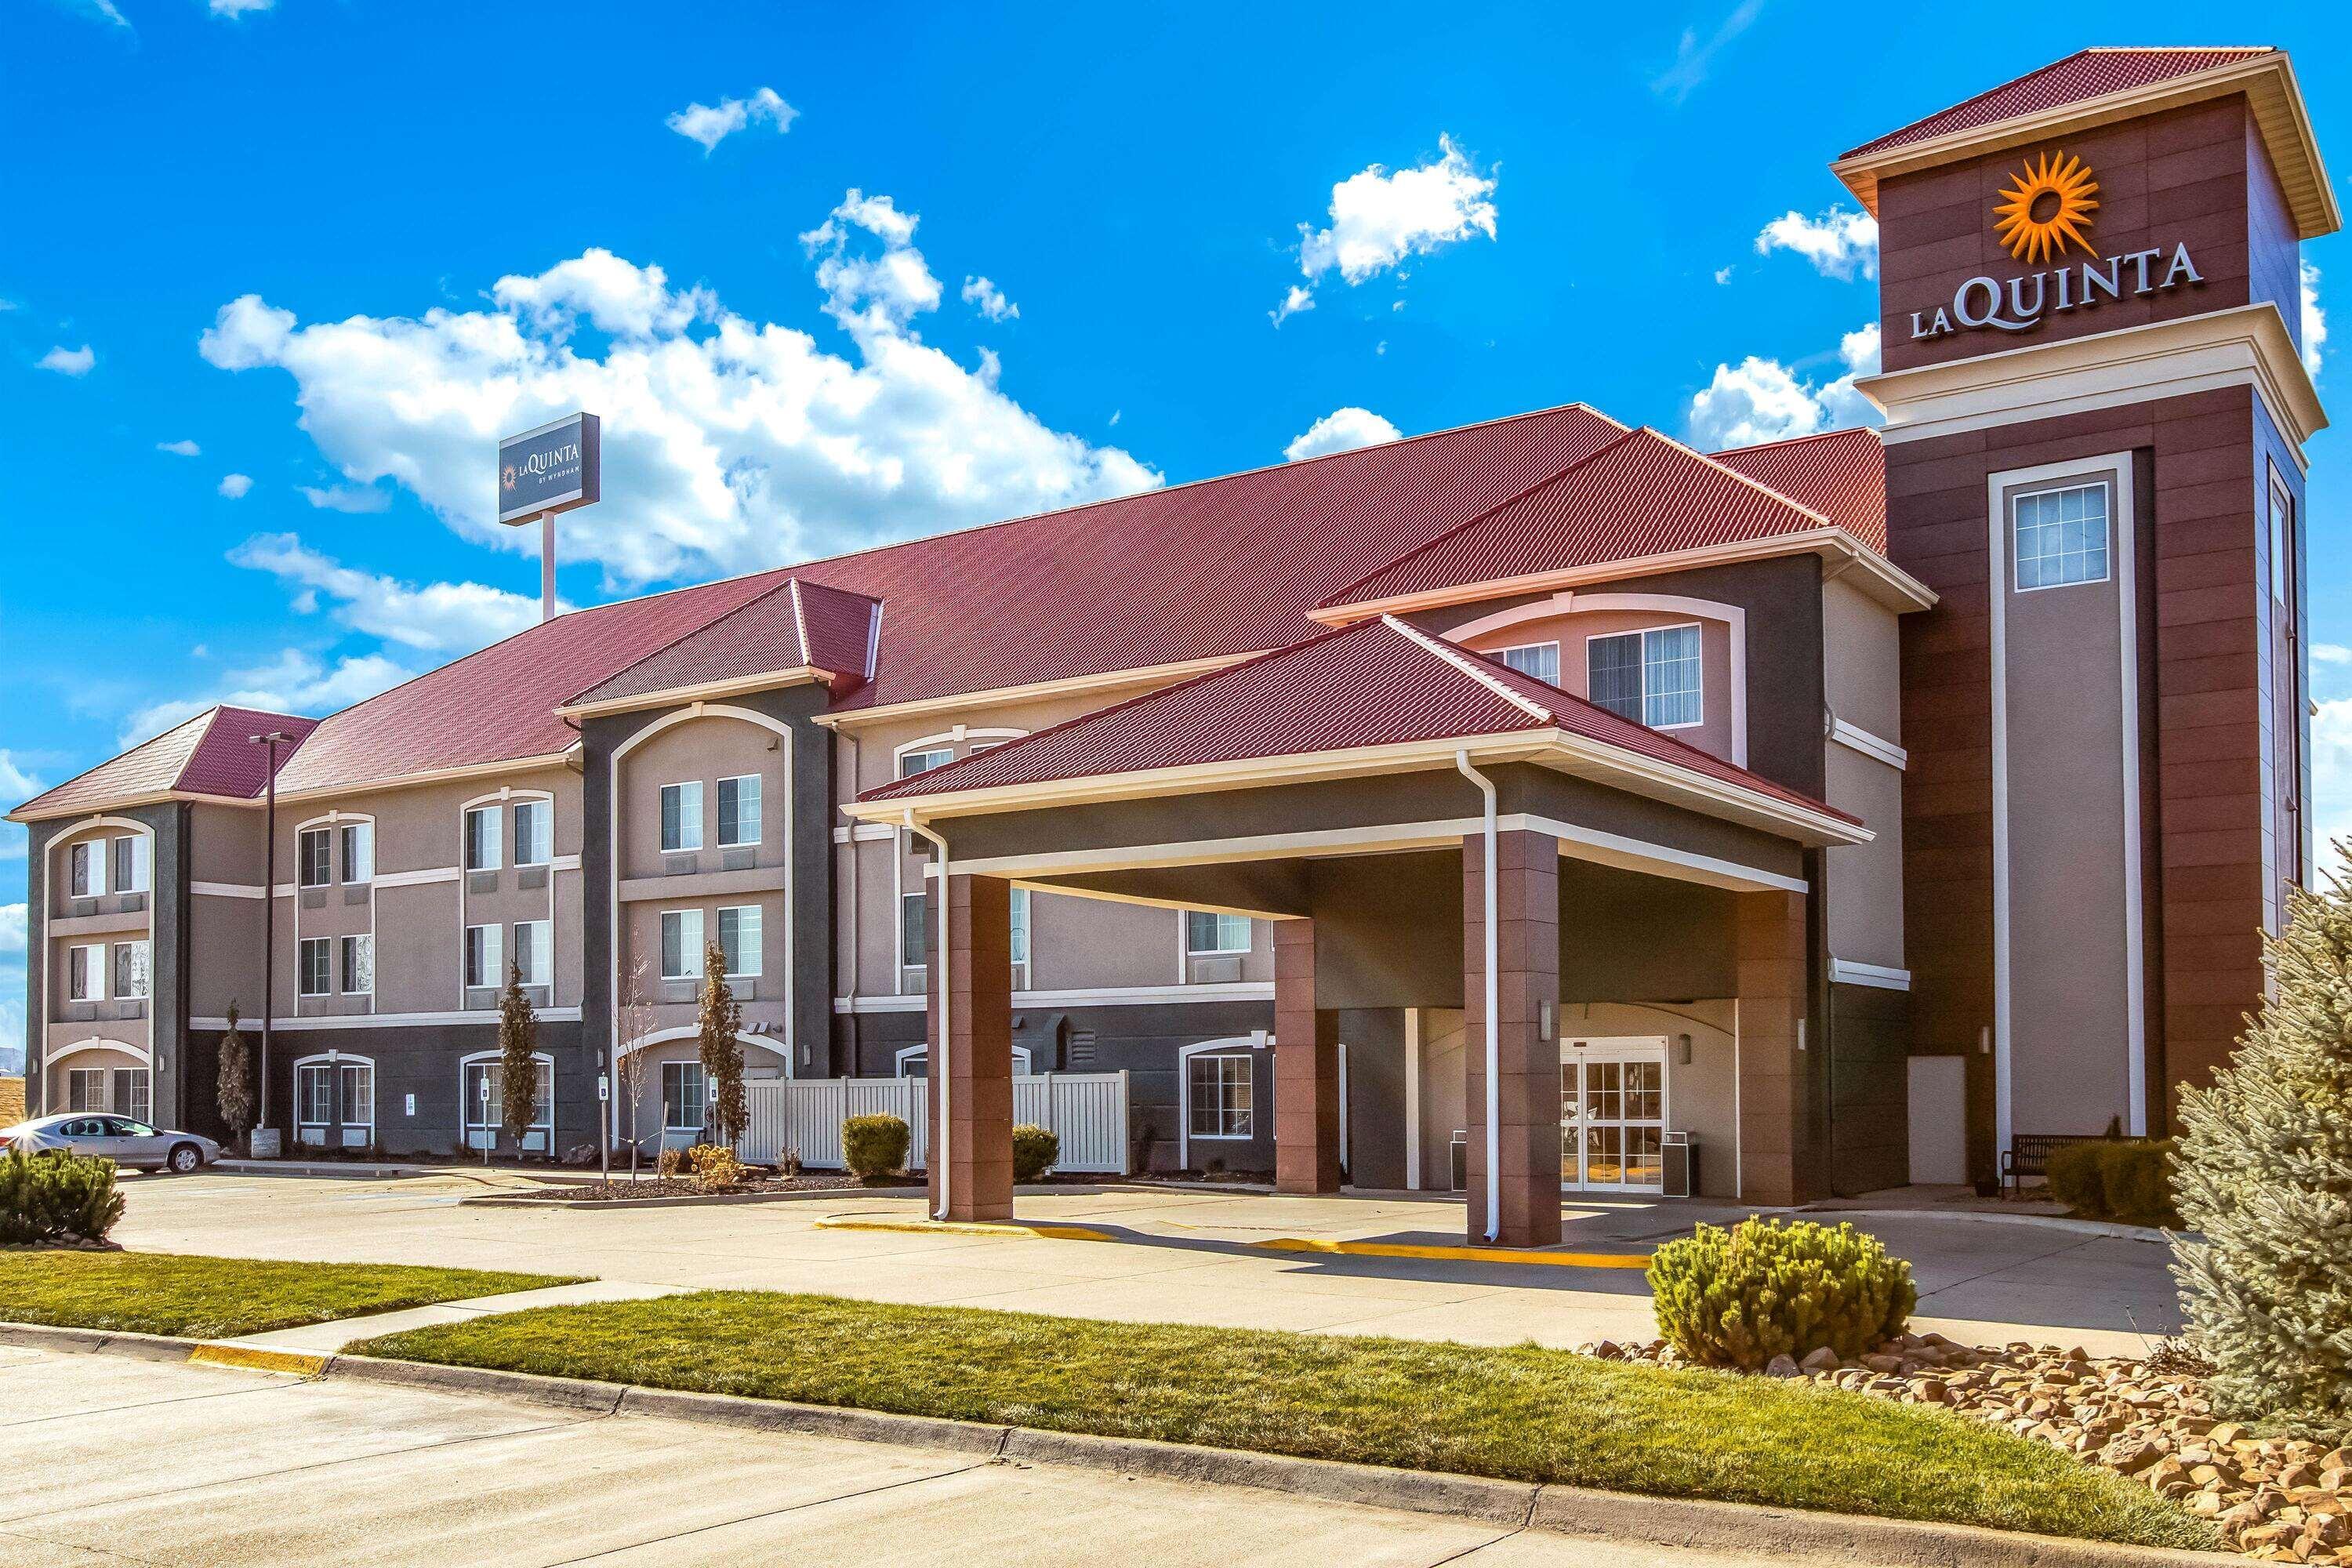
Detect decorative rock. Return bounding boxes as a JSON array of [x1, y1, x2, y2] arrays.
[[1764, 1353, 1801, 1378], [1798, 1346, 1840, 1374]]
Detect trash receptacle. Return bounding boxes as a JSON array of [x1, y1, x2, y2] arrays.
[[1449, 1132, 1468, 1192], [1663, 1133, 1699, 1198]]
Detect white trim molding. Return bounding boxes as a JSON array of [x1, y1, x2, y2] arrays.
[[1829, 959, 1911, 992], [1828, 718, 1907, 771], [833, 980, 1276, 1014], [191, 880, 267, 900], [191, 1008, 583, 1032], [42, 1036, 154, 1069], [1175, 1036, 1260, 1171]]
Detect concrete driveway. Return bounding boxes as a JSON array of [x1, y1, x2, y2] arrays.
[[0, 1344, 1777, 1566], [106, 1171, 2183, 1355]]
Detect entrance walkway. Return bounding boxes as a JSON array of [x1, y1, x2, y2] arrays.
[[109, 1171, 2182, 1356]]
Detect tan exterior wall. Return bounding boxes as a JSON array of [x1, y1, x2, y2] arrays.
[[1457, 606, 1740, 765], [1824, 746, 1907, 973], [42, 818, 156, 1055], [1823, 579, 1902, 743]]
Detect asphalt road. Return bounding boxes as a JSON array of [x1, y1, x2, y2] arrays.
[[0, 1344, 1769, 1567]]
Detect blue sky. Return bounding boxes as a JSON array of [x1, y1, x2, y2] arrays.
[[3, 0, 2348, 1065]]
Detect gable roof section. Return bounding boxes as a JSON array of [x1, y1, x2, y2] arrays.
[[856, 615, 1856, 835], [1312, 427, 1836, 616], [1833, 48, 2336, 238], [12, 705, 318, 821], [564, 576, 882, 713], [1707, 427, 1886, 551]]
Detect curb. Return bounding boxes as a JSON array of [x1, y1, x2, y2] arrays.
[[0, 1321, 2232, 1566], [1797, 1207, 2178, 1244]]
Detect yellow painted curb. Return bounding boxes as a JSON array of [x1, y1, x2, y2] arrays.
[[190, 1344, 331, 1375], [1254, 1237, 1652, 1269], [814, 1217, 1114, 1243]]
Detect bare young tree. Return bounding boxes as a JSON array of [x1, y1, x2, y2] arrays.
[[616, 955, 656, 1180]]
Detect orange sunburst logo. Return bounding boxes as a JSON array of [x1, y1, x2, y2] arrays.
[[1991, 152, 2100, 265]]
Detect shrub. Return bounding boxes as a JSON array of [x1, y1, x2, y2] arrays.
[[0, 1150, 125, 1245], [2045, 1139, 2177, 1225], [843, 1114, 911, 1181], [656, 1145, 688, 1179], [1012, 1124, 1059, 1182], [2045, 1141, 2107, 1214], [687, 1144, 746, 1190], [2176, 855, 2352, 1424], [1649, 1217, 1916, 1370]]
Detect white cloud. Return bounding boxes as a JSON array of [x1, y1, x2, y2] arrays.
[[2313, 643, 2350, 666], [1279, 136, 1496, 320], [218, 473, 254, 499], [118, 648, 412, 749], [2303, 260, 2326, 381], [210, 0, 275, 14], [157, 438, 201, 456], [1714, 266, 1735, 285], [666, 87, 797, 154], [2312, 697, 2352, 858], [1687, 321, 1881, 449], [1755, 205, 1879, 281], [299, 483, 390, 513], [0, 752, 41, 802], [37, 344, 93, 376], [229, 533, 551, 652], [960, 276, 1018, 322], [53, 0, 129, 28], [200, 216, 1156, 586], [1270, 285, 1316, 327], [1653, 0, 1763, 102], [492, 248, 711, 340], [1284, 407, 1403, 463], [0, 905, 21, 956]]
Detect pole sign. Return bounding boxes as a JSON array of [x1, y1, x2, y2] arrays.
[[497, 412, 601, 525]]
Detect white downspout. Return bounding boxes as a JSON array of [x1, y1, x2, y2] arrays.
[[905, 810, 952, 1221], [1454, 750, 1501, 1244], [840, 735, 861, 1002]]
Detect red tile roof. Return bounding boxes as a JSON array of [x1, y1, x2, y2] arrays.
[[564, 577, 881, 709], [1841, 48, 2274, 159], [858, 615, 1853, 828], [1316, 429, 1831, 613], [13, 705, 318, 819], [1708, 427, 1886, 552]]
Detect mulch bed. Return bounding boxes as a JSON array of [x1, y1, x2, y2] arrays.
[[504, 1172, 924, 1201]]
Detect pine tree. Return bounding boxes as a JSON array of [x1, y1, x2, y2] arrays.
[[497, 960, 541, 1156], [216, 1003, 255, 1149], [2173, 849, 2352, 1425], [699, 941, 746, 1149]]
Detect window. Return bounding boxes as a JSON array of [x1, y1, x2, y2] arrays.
[[464, 805, 503, 872], [67, 944, 105, 1002], [514, 920, 553, 989], [297, 1062, 336, 1131], [338, 821, 373, 883], [898, 746, 953, 779], [717, 905, 762, 978], [1009, 887, 1030, 979], [112, 940, 150, 1000], [1188, 1054, 1253, 1138], [661, 1061, 708, 1132], [110, 834, 148, 894], [1185, 911, 1250, 956], [68, 840, 101, 899], [660, 909, 704, 980], [117, 1069, 151, 1126], [1587, 624, 1703, 729], [340, 933, 373, 995], [299, 937, 332, 996], [67, 1069, 104, 1112], [2270, 470, 2296, 608], [717, 775, 761, 847], [659, 782, 703, 852], [899, 891, 928, 967], [512, 800, 552, 867], [298, 826, 332, 887], [2013, 481, 2111, 590], [463, 923, 502, 990], [1494, 642, 1561, 686], [464, 1056, 552, 1146]]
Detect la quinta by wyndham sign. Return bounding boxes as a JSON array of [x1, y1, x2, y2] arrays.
[[1907, 151, 2204, 342]]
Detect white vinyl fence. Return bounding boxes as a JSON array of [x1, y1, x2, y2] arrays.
[[740, 1071, 1131, 1175]]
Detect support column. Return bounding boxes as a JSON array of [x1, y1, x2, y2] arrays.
[[926, 873, 1014, 1221], [1464, 829, 1562, 1248], [1272, 916, 1340, 1195], [1734, 887, 1810, 1208]]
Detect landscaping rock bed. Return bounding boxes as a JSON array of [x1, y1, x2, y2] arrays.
[[503, 1173, 921, 1201], [1581, 1333, 2350, 1562]]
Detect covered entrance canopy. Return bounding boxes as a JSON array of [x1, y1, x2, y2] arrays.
[[845, 616, 1866, 1247]]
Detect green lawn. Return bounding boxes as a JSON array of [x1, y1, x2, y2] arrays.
[[0, 1252, 581, 1338], [358, 1291, 2209, 1552]]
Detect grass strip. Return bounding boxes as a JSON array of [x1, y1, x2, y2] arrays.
[[357, 1290, 2210, 1552], [0, 1251, 581, 1338]]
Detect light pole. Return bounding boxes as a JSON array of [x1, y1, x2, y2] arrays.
[[248, 730, 293, 1156]]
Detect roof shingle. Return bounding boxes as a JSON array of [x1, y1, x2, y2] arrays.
[[1840, 48, 2274, 159], [12, 706, 317, 820]]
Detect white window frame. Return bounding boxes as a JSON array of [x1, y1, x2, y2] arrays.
[[293, 1053, 377, 1148], [110, 833, 149, 895], [2011, 478, 2113, 593], [1493, 641, 1562, 686], [115, 1067, 151, 1126], [1185, 910, 1251, 956], [297, 826, 333, 888], [113, 939, 151, 1000], [661, 1059, 709, 1134], [340, 932, 374, 996], [717, 904, 762, 978], [460, 1050, 554, 1152], [511, 799, 553, 868], [463, 922, 502, 991], [66, 1068, 106, 1112], [660, 909, 705, 981], [463, 804, 503, 873], [659, 781, 704, 854], [898, 890, 929, 974], [897, 746, 954, 780], [68, 840, 103, 899], [1008, 885, 1031, 987], [1584, 622, 1705, 731], [338, 820, 374, 884], [894, 1043, 1033, 1077], [1176, 1037, 1261, 1169], [67, 942, 107, 1003], [514, 918, 554, 989], [716, 774, 762, 848], [298, 935, 332, 997]]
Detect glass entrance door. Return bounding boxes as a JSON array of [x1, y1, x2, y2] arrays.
[[1559, 1038, 1667, 1193]]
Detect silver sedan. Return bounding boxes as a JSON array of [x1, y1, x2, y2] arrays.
[[0, 1114, 221, 1174]]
